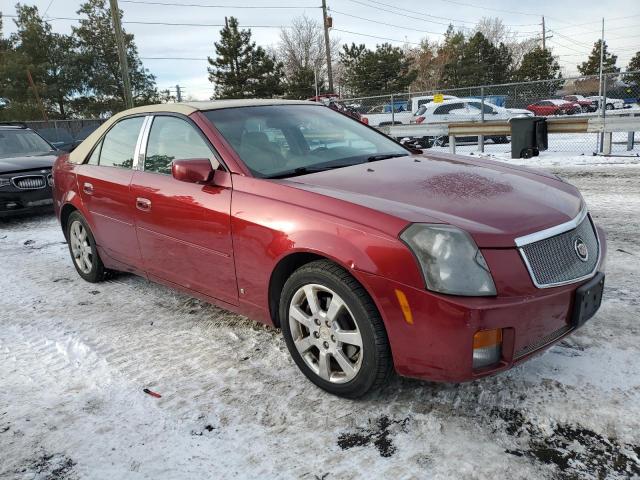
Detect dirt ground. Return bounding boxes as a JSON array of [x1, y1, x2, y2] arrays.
[[1, 165, 639, 479]]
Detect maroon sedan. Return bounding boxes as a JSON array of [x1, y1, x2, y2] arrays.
[[52, 100, 606, 398], [527, 99, 582, 116]]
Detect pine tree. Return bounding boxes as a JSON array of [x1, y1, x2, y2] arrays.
[[73, 0, 158, 116], [0, 4, 80, 119], [515, 47, 561, 81], [627, 51, 640, 86], [208, 17, 284, 99], [438, 25, 466, 88], [339, 43, 416, 97], [578, 40, 619, 75], [456, 32, 512, 87], [284, 66, 322, 99]]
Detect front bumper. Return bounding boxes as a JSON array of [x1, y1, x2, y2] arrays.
[[0, 187, 54, 217], [355, 230, 607, 382]]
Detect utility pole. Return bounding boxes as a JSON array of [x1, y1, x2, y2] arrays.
[[598, 17, 606, 152], [175, 84, 182, 102], [26, 70, 48, 122], [542, 16, 546, 51], [321, 0, 334, 93], [598, 18, 605, 104], [109, 0, 134, 109]]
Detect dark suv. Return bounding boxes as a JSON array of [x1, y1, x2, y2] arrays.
[[0, 124, 59, 217]]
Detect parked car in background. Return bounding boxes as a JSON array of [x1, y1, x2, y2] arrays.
[[53, 100, 606, 397], [309, 94, 362, 122], [361, 95, 459, 126], [562, 95, 598, 112], [586, 95, 626, 110], [526, 99, 582, 116], [408, 98, 532, 146], [0, 124, 58, 217]]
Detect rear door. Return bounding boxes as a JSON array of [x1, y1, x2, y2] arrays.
[[130, 114, 237, 305], [430, 102, 466, 123], [76, 115, 146, 268]]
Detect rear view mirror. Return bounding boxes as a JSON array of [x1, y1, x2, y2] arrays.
[[172, 158, 214, 184]]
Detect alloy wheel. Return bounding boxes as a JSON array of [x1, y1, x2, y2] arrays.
[[288, 284, 363, 384], [69, 220, 93, 274]]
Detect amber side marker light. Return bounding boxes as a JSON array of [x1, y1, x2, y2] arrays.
[[394, 289, 414, 325], [473, 328, 502, 369]]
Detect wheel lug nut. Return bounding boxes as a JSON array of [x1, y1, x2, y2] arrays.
[[314, 318, 321, 326], [313, 332, 319, 338], [331, 335, 336, 343], [323, 341, 329, 349]]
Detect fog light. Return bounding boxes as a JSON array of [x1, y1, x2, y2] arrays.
[[473, 328, 502, 368]]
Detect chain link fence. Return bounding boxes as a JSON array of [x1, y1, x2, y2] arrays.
[[338, 72, 640, 156], [16, 119, 106, 151]]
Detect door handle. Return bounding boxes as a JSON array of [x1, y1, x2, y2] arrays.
[[83, 182, 94, 195], [136, 197, 151, 212]]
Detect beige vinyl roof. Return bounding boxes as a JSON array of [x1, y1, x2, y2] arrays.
[[70, 99, 319, 163]]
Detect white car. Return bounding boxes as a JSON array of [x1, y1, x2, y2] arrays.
[[361, 95, 459, 127], [411, 98, 532, 124], [407, 98, 532, 147], [586, 95, 625, 110]]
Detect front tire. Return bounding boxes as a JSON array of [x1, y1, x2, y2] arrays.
[[280, 260, 392, 398], [66, 211, 107, 283]]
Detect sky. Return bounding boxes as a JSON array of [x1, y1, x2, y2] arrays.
[[2, 0, 640, 100]]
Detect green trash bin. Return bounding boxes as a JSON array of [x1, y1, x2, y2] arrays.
[[509, 117, 548, 159]]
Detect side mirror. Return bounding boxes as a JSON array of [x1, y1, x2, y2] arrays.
[[172, 158, 214, 184]]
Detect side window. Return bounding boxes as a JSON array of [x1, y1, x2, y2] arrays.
[[434, 103, 463, 115], [145, 116, 216, 175], [99, 117, 144, 169], [86, 141, 101, 165]]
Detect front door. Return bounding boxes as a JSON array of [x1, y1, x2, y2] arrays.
[[130, 115, 237, 305], [76, 116, 145, 269]]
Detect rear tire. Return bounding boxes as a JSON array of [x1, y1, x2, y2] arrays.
[[66, 211, 107, 283], [279, 260, 393, 398]]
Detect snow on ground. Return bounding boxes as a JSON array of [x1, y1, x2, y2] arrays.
[[1, 157, 640, 479], [429, 132, 640, 161]]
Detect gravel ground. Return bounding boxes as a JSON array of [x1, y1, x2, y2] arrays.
[[1, 165, 639, 480]]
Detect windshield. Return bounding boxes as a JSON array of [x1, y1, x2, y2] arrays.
[[203, 105, 409, 178], [0, 129, 55, 159]]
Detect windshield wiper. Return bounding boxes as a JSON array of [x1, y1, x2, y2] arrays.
[[268, 163, 359, 179], [366, 153, 409, 162]]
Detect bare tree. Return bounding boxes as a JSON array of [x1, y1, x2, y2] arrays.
[[277, 14, 340, 95], [472, 17, 538, 70]]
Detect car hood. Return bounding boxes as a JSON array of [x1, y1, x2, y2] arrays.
[[0, 154, 57, 174], [282, 152, 583, 248]]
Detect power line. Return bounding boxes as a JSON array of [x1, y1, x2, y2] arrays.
[[42, 0, 56, 17], [330, 9, 445, 36], [550, 14, 640, 32], [142, 56, 208, 60], [430, 0, 541, 18], [349, 0, 540, 26], [120, 0, 319, 8], [332, 28, 421, 45], [3, 14, 290, 28]]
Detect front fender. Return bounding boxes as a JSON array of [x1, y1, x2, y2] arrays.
[[230, 178, 424, 323]]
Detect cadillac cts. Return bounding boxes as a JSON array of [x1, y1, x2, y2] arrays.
[[52, 100, 606, 398]]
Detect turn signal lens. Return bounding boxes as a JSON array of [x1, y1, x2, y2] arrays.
[[394, 289, 413, 325], [473, 329, 502, 369]]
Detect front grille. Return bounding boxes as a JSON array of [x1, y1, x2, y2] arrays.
[[514, 325, 573, 360], [12, 175, 46, 190], [519, 215, 599, 287]]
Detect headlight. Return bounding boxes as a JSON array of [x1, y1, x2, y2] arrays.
[[0, 178, 11, 188], [401, 224, 496, 296]]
